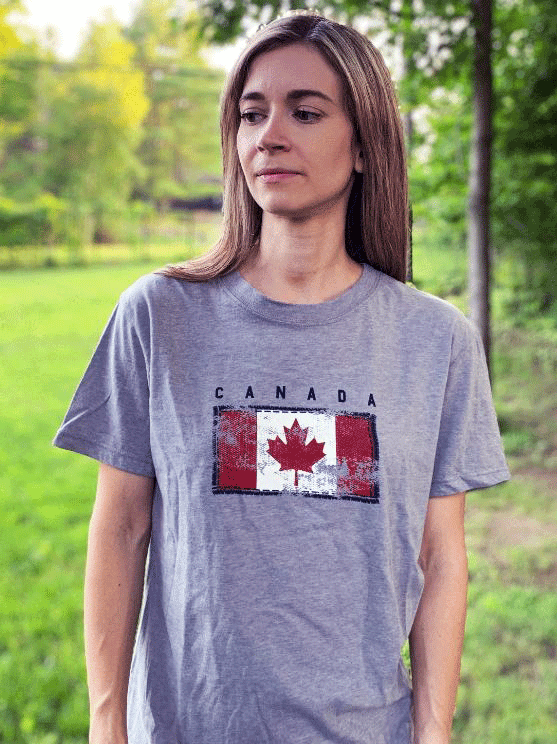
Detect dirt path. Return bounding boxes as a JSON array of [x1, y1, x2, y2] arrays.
[[466, 468, 557, 589]]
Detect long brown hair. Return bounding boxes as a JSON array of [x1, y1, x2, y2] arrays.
[[161, 14, 409, 283]]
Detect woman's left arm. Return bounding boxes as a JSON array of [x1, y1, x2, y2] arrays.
[[409, 492, 468, 744]]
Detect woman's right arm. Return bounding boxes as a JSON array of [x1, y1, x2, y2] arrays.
[[85, 463, 154, 744]]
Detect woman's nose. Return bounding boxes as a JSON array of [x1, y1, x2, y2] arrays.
[[256, 112, 290, 152]]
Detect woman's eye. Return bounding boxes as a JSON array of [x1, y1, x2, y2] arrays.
[[294, 109, 321, 122], [240, 111, 264, 124]]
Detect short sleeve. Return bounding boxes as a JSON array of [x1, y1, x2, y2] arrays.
[[429, 318, 510, 497], [53, 286, 155, 477]]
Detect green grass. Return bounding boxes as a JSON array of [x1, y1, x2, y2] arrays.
[[0, 263, 167, 743], [1, 237, 556, 742]]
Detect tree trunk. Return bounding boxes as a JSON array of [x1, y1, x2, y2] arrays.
[[468, 0, 493, 376], [399, 0, 415, 283]]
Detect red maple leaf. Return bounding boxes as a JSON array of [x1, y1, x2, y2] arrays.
[[267, 418, 326, 487]]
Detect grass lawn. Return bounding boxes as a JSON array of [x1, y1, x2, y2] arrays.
[[1, 240, 556, 742], [0, 263, 167, 742]]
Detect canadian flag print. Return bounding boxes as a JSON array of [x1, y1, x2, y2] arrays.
[[212, 406, 379, 503]]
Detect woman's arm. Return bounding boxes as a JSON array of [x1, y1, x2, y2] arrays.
[[84, 463, 154, 744], [409, 492, 468, 744]]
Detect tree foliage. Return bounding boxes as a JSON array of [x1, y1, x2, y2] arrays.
[[492, 0, 557, 312], [40, 13, 151, 243], [0, 0, 22, 56], [410, 0, 557, 315], [0, 1, 223, 246], [126, 0, 223, 209]]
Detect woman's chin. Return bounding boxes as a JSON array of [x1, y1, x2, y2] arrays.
[[259, 199, 349, 225]]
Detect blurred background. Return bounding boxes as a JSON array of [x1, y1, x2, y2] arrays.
[[0, 1, 556, 742]]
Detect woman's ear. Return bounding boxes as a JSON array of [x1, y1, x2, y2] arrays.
[[354, 151, 364, 173]]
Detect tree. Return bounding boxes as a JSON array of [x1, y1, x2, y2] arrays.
[[410, 0, 557, 323], [125, 0, 223, 210], [0, 0, 35, 188], [42, 12, 149, 243], [0, 1, 67, 245], [468, 0, 493, 367], [0, 0, 22, 56], [0, 1, 223, 247], [492, 0, 557, 316]]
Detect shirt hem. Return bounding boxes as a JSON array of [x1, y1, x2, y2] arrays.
[[429, 466, 511, 497], [53, 432, 155, 478]]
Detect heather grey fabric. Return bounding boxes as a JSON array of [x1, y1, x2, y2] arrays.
[[54, 265, 509, 743]]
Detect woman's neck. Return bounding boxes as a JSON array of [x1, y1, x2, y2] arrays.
[[240, 213, 363, 304]]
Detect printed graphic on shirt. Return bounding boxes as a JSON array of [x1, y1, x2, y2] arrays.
[[212, 406, 379, 503]]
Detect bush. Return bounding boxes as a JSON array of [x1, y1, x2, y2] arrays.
[[0, 194, 65, 247]]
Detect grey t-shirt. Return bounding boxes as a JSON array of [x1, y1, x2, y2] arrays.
[[54, 265, 509, 744]]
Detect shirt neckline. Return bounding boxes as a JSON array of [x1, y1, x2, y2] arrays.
[[219, 263, 381, 326]]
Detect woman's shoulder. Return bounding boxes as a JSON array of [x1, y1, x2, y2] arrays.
[[118, 269, 218, 312], [371, 268, 480, 347], [376, 269, 468, 321]]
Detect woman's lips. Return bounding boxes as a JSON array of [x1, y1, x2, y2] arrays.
[[256, 171, 301, 183]]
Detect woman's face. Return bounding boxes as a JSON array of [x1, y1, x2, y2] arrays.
[[236, 43, 363, 223]]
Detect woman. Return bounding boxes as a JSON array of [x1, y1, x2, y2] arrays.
[[54, 14, 509, 744]]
